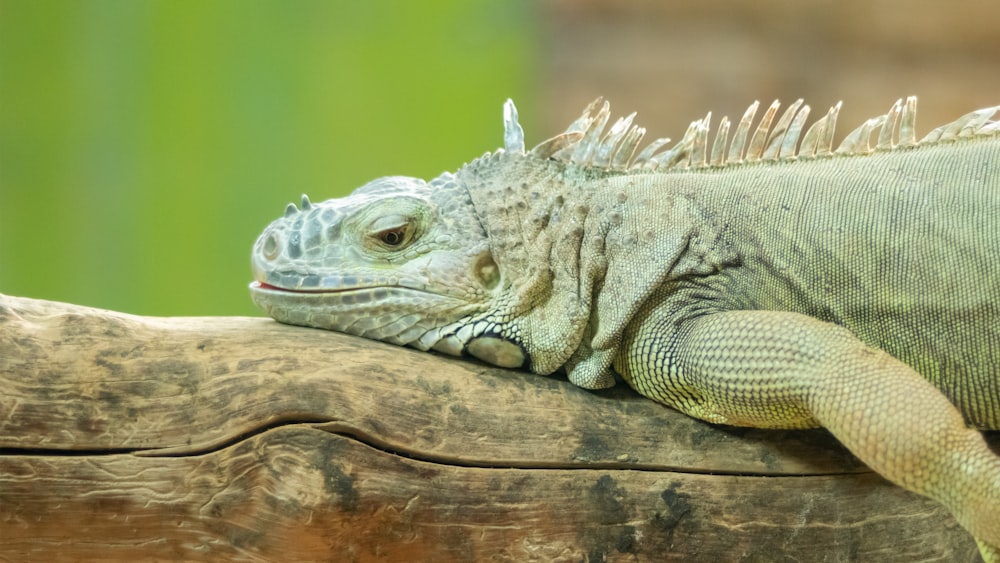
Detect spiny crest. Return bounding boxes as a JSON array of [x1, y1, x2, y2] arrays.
[[502, 96, 1000, 172], [284, 194, 312, 217]]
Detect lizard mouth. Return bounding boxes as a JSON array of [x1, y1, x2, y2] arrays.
[[249, 281, 344, 294], [249, 273, 407, 294], [249, 279, 437, 296]]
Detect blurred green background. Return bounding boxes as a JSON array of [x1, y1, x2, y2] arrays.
[[0, 1, 535, 316], [6, 1, 996, 320]]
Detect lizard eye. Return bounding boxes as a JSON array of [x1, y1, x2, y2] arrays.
[[368, 214, 416, 250], [364, 206, 425, 252], [378, 227, 407, 247]]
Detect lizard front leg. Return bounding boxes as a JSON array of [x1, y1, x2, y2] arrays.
[[614, 308, 1000, 560]]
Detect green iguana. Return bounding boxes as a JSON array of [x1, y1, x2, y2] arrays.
[[250, 96, 1000, 560]]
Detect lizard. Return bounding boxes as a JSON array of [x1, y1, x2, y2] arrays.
[[249, 95, 1000, 560]]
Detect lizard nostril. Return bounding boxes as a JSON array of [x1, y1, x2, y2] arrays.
[[262, 233, 281, 260]]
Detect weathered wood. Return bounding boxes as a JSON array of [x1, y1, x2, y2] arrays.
[[0, 294, 989, 561]]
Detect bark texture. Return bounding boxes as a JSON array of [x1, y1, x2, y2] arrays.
[[0, 294, 989, 562]]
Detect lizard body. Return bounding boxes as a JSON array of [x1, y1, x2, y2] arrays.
[[250, 97, 1000, 559]]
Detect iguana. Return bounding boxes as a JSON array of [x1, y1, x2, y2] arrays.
[[250, 96, 1000, 560]]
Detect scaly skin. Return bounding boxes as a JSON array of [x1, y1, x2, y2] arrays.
[[251, 97, 1000, 559]]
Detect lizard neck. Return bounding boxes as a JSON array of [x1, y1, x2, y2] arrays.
[[456, 153, 609, 374]]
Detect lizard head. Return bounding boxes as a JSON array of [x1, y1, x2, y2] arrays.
[[249, 99, 608, 374], [249, 98, 670, 378], [249, 173, 528, 365]]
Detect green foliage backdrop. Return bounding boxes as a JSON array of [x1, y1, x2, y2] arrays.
[[0, 1, 534, 316]]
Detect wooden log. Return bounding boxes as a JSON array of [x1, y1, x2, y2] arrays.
[[0, 294, 989, 561]]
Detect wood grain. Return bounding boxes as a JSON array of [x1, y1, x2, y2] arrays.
[[0, 294, 988, 561]]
